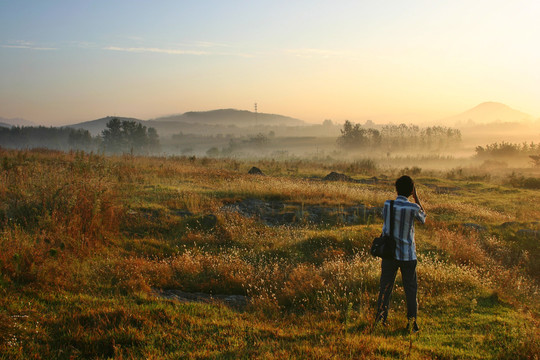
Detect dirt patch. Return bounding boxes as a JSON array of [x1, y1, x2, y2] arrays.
[[221, 198, 381, 226]]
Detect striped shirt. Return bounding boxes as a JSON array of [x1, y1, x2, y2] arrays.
[[382, 195, 426, 261]]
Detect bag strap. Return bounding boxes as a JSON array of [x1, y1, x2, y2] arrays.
[[389, 200, 395, 238]]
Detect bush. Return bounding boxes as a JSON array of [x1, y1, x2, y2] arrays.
[[506, 173, 540, 189]]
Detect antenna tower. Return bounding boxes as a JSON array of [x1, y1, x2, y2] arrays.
[[254, 102, 258, 127]]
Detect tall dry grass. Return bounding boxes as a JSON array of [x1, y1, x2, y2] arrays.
[[424, 225, 539, 309], [1, 149, 539, 359], [0, 149, 121, 287]]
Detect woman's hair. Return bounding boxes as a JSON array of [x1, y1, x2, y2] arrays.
[[395, 175, 414, 197]]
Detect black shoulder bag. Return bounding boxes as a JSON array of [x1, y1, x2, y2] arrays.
[[370, 200, 396, 259]]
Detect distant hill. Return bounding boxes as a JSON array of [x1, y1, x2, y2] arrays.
[[66, 109, 306, 137], [154, 109, 305, 126], [68, 116, 146, 136], [446, 102, 534, 125], [0, 117, 35, 127]]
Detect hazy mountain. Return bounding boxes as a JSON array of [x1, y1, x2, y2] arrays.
[[66, 109, 307, 137], [0, 117, 35, 127], [447, 102, 534, 125], [68, 116, 146, 136], [154, 109, 305, 126], [446, 102, 540, 145]]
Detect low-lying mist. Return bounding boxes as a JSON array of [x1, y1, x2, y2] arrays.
[[1, 118, 539, 174]]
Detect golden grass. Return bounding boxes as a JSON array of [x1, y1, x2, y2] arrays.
[[0, 148, 539, 359]]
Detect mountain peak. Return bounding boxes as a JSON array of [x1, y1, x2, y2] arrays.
[[470, 101, 513, 111], [450, 102, 533, 125], [155, 108, 305, 126]]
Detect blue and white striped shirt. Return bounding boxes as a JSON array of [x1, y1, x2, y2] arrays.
[[382, 195, 426, 261]]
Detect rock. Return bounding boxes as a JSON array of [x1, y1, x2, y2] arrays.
[[248, 167, 265, 175], [323, 172, 354, 182]]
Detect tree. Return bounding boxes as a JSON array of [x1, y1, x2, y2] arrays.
[[337, 120, 372, 148], [68, 128, 94, 151], [529, 155, 540, 167], [0, 126, 98, 151], [101, 119, 160, 155], [101, 118, 124, 153], [147, 127, 161, 153], [123, 121, 147, 154], [248, 133, 270, 146], [367, 128, 382, 146]]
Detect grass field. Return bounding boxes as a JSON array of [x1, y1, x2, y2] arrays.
[[0, 148, 538, 359]]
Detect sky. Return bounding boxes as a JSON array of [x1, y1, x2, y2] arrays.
[[1, 0, 539, 126]]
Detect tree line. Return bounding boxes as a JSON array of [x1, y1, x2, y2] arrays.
[[475, 142, 540, 167], [337, 121, 462, 150], [0, 118, 160, 155], [475, 141, 539, 158]]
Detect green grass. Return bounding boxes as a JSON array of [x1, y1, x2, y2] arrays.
[[0, 149, 539, 359], [2, 288, 535, 359]]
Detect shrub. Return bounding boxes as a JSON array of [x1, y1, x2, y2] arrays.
[[506, 173, 540, 189]]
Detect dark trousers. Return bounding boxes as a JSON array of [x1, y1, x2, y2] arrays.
[[376, 258, 418, 322]]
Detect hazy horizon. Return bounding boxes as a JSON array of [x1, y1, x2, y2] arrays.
[[1, 1, 539, 126]]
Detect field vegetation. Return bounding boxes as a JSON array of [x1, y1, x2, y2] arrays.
[[0, 147, 538, 359]]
